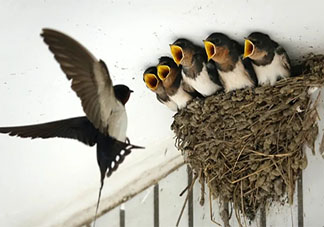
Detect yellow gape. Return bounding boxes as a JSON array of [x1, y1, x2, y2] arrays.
[[244, 39, 255, 58], [157, 65, 171, 81], [144, 73, 159, 91], [170, 45, 184, 66], [203, 40, 216, 61]]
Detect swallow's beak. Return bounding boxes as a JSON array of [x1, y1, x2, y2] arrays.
[[144, 73, 159, 91], [157, 65, 171, 81], [129, 89, 134, 93], [244, 39, 255, 59], [203, 40, 216, 61], [170, 44, 183, 66]]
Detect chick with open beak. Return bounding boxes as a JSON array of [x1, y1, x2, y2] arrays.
[[157, 56, 195, 109], [143, 66, 177, 111], [169, 38, 222, 97], [243, 32, 291, 86], [204, 33, 257, 92], [170, 45, 184, 66]]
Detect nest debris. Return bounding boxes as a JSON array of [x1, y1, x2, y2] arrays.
[[171, 54, 324, 221]]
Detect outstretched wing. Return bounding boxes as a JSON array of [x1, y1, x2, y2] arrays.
[[41, 28, 118, 136], [0, 117, 98, 146]]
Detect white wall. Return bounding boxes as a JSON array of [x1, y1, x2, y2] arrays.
[[0, 0, 324, 226]]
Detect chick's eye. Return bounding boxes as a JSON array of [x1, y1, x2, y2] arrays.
[[214, 38, 221, 45], [254, 40, 261, 45]]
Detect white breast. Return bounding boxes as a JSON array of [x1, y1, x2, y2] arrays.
[[108, 101, 127, 142], [219, 60, 254, 92], [163, 100, 178, 111], [169, 83, 193, 109], [93, 62, 116, 129], [182, 63, 221, 97], [252, 53, 290, 86]]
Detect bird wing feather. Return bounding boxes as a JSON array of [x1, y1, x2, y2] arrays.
[[41, 28, 117, 136], [276, 46, 291, 72], [0, 117, 98, 146]]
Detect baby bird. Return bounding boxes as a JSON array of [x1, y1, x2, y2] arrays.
[[157, 56, 196, 109], [143, 66, 178, 111], [244, 32, 291, 86], [170, 38, 222, 96], [204, 33, 257, 92]]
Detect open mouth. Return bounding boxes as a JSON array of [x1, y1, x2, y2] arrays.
[[170, 45, 183, 65], [204, 40, 216, 60], [144, 73, 159, 90], [244, 39, 255, 58], [157, 65, 170, 80]]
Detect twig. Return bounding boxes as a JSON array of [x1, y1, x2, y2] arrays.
[[176, 172, 198, 227], [287, 158, 294, 204], [248, 149, 294, 158], [271, 158, 289, 187], [231, 163, 275, 184], [209, 187, 221, 226], [233, 185, 243, 227], [199, 170, 205, 206], [179, 185, 189, 197], [240, 181, 248, 227], [232, 145, 247, 174]]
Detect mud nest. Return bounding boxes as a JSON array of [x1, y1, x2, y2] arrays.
[[171, 54, 324, 221]]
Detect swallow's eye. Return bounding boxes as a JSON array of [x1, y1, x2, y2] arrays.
[[214, 38, 221, 45], [254, 40, 261, 46]]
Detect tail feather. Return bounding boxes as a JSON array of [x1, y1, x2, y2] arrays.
[[93, 136, 144, 226]]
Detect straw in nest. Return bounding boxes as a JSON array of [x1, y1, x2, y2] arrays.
[[172, 54, 324, 222]]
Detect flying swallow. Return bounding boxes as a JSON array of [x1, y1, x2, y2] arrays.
[[143, 66, 178, 111], [244, 32, 291, 86], [204, 33, 257, 92], [0, 28, 144, 225], [157, 56, 197, 109], [170, 38, 222, 97]]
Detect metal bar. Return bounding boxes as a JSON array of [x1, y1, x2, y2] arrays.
[[260, 202, 266, 227], [69, 153, 184, 227], [154, 184, 159, 227], [120, 205, 125, 227], [187, 165, 194, 227], [297, 171, 304, 227], [221, 200, 230, 227]]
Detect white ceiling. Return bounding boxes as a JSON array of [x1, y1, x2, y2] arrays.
[[1, 0, 324, 226]]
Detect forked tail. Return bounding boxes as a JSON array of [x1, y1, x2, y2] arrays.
[[93, 137, 144, 227]]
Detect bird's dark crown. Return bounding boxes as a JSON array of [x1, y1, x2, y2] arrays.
[[172, 38, 202, 52], [113, 84, 133, 105], [205, 32, 242, 67], [172, 38, 205, 59], [158, 56, 177, 68], [143, 66, 157, 76], [247, 32, 278, 50], [206, 33, 233, 46], [173, 38, 192, 48], [248, 32, 270, 40]]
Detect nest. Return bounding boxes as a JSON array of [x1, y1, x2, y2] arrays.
[[171, 54, 324, 221]]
